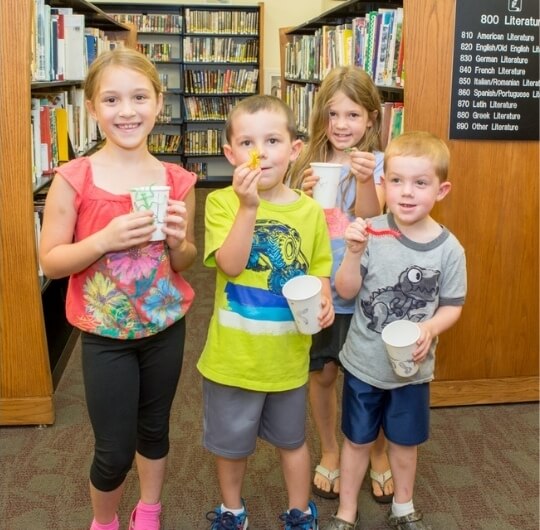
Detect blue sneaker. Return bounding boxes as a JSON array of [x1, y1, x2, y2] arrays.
[[206, 499, 249, 530], [279, 500, 319, 530]]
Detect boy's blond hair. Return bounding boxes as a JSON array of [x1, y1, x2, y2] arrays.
[[224, 94, 298, 144], [384, 131, 450, 182]]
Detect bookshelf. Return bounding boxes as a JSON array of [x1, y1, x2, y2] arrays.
[[279, 0, 403, 143], [98, 3, 265, 187], [0, 0, 133, 426]]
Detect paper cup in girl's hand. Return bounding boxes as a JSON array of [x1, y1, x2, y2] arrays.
[[282, 275, 322, 335], [381, 320, 421, 377], [309, 162, 342, 209], [130, 185, 170, 241]]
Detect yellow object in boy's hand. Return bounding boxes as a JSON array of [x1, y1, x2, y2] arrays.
[[248, 149, 260, 169]]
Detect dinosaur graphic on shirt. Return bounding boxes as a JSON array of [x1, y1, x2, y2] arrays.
[[361, 266, 440, 333]]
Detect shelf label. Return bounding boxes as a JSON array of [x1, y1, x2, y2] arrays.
[[449, 0, 539, 140]]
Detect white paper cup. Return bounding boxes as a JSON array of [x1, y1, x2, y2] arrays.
[[381, 320, 421, 377], [310, 162, 342, 209], [282, 275, 322, 335], [130, 185, 170, 241]]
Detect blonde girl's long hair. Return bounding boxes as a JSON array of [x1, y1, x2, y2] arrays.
[[84, 48, 162, 103], [289, 66, 382, 190]]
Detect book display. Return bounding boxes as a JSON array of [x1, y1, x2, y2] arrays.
[[280, 0, 403, 143], [0, 0, 133, 426], [99, 3, 264, 186]]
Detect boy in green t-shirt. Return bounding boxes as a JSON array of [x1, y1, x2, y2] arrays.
[[198, 95, 334, 530]]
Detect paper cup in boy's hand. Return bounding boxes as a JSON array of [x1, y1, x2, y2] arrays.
[[282, 275, 322, 335], [130, 185, 170, 241], [381, 320, 421, 377], [309, 162, 342, 209]]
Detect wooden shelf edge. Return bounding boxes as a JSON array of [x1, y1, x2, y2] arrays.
[[430, 376, 539, 407], [0, 396, 55, 426]]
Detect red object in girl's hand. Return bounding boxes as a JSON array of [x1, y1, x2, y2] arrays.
[[366, 225, 401, 238]]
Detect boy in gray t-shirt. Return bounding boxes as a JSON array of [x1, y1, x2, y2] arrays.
[[322, 132, 467, 530]]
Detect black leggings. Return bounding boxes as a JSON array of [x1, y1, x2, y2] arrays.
[[81, 318, 186, 492]]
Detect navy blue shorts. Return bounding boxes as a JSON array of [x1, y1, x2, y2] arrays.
[[341, 369, 430, 446]]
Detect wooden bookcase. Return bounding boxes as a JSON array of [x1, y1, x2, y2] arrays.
[[279, 0, 403, 143], [403, 0, 538, 406], [98, 2, 265, 187], [279, 0, 539, 406], [0, 0, 133, 426]]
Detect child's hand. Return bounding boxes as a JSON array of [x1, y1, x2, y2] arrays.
[[100, 210, 155, 252], [233, 161, 261, 208], [413, 321, 435, 363], [318, 294, 335, 329], [349, 150, 376, 184], [300, 167, 318, 197], [344, 217, 368, 254], [163, 199, 188, 251]]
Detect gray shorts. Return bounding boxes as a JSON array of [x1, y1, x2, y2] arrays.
[[202, 378, 307, 458]]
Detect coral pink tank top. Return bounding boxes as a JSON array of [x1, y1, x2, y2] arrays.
[[57, 157, 196, 339]]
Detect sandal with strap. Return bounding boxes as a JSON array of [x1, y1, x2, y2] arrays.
[[321, 514, 358, 530], [370, 468, 393, 504], [312, 464, 340, 500], [387, 510, 432, 530]]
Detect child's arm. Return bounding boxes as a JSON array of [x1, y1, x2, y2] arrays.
[[335, 217, 369, 299], [39, 175, 155, 279], [349, 150, 382, 218], [164, 187, 197, 272], [214, 161, 260, 277], [318, 277, 335, 329], [413, 305, 463, 363]]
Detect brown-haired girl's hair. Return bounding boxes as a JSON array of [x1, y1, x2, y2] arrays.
[[84, 48, 162, 102], [288, 66, 382, 196]]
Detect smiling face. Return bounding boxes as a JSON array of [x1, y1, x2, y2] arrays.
[[86, 65, 162, 152], [325, 90, 374, 153], [383, 155, 451, 227], [223, 108, 303, 193]]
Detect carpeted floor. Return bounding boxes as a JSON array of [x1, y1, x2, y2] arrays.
[[1, 189, 538, 530]]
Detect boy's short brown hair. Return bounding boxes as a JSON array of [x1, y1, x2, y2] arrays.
[[224, 95, 298, 144]]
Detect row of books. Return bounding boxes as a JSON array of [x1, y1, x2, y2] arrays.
[[284, 7, 404, 88], [148, 134, 182, 154], [157, 104, 175, 124], [30, 89, 98, 183], [380, 102, 405, 148], [111, 13, 182, 34], [183, 37, 258, 63], [184, 130, 223, 156], [137, 43, 173, 62], [32, 0, 124, 82], [283, 82, 404, 147], [184, 68, 259, 95], [184, 161, 208, 180], [183, 96, 240, 121], [184, 9, 259, 35], [283, 83, 318, 136]]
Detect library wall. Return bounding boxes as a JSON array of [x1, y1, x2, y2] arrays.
[[404, 0, 539, 405]]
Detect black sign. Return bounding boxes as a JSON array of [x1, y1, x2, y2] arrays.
[[449, 0, 539, 140]]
